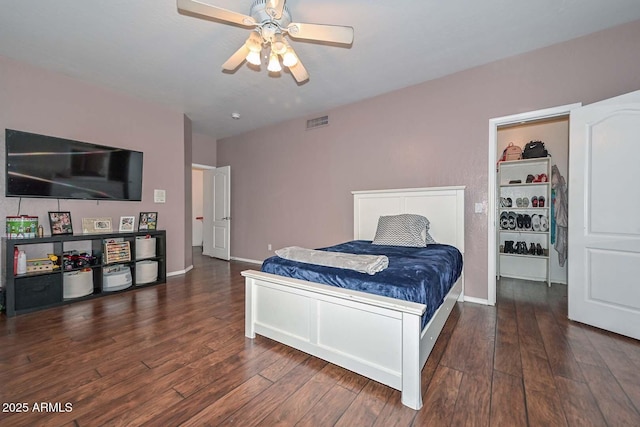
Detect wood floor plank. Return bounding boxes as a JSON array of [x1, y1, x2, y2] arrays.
[[296, 383, 357, 427], [179, 375, 273, 427], [535, 309, 584, 382], [335, 380, 394, 427], [256, 363, 346, 426], [372, 391, 417, 427], [450, 373, 491, 427], [413, 365, 463, 426], [222, 356, 327, 427], [490, 371, 527, 427], [554, 375, 607, 427], [579, 361, 640, 425], [524, 386, 568, 427]]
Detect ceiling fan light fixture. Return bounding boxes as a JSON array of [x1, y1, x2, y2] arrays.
[[282, 47, 298, 67], [271, 33, 287, 55], [245, 31, 263, 52], [267, 52, 282, 72], [246, 50, 262, 66]]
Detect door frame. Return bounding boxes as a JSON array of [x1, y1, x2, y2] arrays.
[[192, 163, 216, 254], [487, 103, 581, 305]]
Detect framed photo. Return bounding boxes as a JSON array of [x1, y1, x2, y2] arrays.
[[82, 217, 113, 234], [48, 211, 73, 235], [138, 212, 158, 231], [119, 216, 135, 232]]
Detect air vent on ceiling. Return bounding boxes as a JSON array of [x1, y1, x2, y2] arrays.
[[306, 115, 329, 130]]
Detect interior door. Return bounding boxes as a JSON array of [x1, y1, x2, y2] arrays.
[[568, 90, 640, 339], [211, 166, 231, 260]]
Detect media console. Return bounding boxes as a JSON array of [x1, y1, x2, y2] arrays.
[[2, 230, 166, 317]]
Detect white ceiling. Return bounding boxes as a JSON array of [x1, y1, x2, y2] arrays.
[[1, 1, 640, 140]]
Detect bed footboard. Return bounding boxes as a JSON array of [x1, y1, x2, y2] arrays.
[[242, 269, 427, 409]]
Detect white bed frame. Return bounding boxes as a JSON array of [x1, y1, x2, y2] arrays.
[[242, 186, 465, 409]]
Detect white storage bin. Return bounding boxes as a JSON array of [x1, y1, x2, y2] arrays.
[[135, 237, 156, 260], [103, 265, 132, 292], [136, 260, 158, 285], [63, 270, 93, 299]]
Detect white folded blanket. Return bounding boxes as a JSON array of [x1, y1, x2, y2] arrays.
[[275, 246, 389, 275]]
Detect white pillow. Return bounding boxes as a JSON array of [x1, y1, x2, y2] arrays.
[[372, 214, 434, 247]]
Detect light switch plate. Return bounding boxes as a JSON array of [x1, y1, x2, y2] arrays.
[[475, 202, 484, 213], [154, 189, 166, 203]]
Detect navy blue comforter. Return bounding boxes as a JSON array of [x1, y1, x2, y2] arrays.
[[261, 240, 463, 325]]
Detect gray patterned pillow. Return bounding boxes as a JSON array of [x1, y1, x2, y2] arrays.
[[372, 214, 434, 247]]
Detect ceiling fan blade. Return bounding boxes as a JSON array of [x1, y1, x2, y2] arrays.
[[177, 0, 256, 28], [266, 0, 286, 20], [287, 23, 354, 45], [222, 44, 249, 71], [289, 59, 309, 83]]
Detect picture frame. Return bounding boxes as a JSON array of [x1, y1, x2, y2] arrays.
[[138, 212, 158, 231], [82, 217, 113, 234], [119, 216, 135, 232], [48, 211, 73, 235]]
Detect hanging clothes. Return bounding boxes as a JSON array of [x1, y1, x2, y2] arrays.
[[551, 165, 568, 267], [551, 188, 556, 244]]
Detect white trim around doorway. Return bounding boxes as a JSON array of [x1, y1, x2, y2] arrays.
[[487, 103, 581, 305]]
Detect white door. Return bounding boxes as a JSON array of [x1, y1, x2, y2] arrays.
[[568, 90, 640, 340], [210, 166, 231, 260]]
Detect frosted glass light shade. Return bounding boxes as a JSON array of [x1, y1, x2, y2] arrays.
[[267, 53, 282, 72], [246, 50, 262, 66], [282, 49, 298, 67]]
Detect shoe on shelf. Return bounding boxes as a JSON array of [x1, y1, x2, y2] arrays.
[[516, 197, 523, 207], [539, 173, 548, 182], [526, 174, 535, 183], [516, 214, 524, 229], [500, 244, 505, 253], [500, 212, 510, 229], [506, 197, 512, 207], [524, 214, 532, 230], [508, 212, 517, 230], [529, 242, 536, 255], [532, 214, 541, 231], [536, 243, 543, 256], [539, 196, 545, 207], [532, 196, 538, 207], [505, 241, 514, 253], [540, 215, 549, 232], [522, 197, 529, 207]]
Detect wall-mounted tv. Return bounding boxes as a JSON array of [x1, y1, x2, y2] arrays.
[[5, 129, 143, 201]]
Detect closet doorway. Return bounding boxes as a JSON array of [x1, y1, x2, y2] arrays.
[[487, 103, 580, 305]]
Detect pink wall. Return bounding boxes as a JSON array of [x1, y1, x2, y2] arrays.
[[217, 19, 640, 300], [183, 116, 193, 269], [192, 132, 217, 167], [0, 55, 189, 274]]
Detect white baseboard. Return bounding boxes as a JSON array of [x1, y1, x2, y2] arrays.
[[167, 264, 193, 277], [231, 257, 262, 265], [462, 295, 491, 306]]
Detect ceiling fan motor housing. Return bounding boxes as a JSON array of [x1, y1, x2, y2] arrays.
[[250, 0, 292, 36]]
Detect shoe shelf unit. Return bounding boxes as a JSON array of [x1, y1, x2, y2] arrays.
[[497, 157, 551, 286], [2, 230, 166, 317]]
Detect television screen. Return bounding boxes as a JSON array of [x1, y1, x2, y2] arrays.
[[5, 129, 143, 201]]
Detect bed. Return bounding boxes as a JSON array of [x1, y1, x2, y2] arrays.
[[242, 186, 465, 410]]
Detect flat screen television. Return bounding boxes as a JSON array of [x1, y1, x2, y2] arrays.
[[5, 129, 143, 201]]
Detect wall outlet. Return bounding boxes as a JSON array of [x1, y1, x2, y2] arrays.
[[268, 244, 272, 251]]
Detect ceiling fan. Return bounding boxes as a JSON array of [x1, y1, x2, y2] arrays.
[[177, 0, 354, 83]]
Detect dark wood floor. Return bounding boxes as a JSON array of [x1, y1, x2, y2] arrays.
[[1, 250, 640, 426]]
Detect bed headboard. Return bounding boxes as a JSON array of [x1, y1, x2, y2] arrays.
[[352, 186, 465, 252]]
